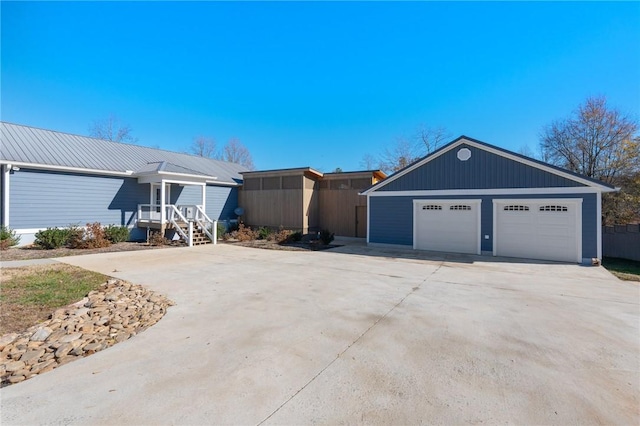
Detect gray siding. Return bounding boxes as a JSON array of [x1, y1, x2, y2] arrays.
[[369, 193, 598, 258], [380, 144, 585, 191], [206, 186, 238, 221], [10, 169, 148, 229]]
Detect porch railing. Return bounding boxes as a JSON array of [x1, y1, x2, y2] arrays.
[[137, 204, 216, 246]]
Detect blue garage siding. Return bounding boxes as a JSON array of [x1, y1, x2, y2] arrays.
[[206, 185, 238, 221], [10, 169, 148, 229], [369, 193, 598, 258], [379, 144, 585, 191]]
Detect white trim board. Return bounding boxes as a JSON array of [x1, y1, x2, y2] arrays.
[[362, 137, 616, 194], [368, 187, 602, 197]]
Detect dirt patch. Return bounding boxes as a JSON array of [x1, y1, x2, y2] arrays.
[[0, 242, 178, 262], [225, 240, 340, 251]]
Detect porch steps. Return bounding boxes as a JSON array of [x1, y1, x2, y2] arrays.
[[172, 222, 212, 246]]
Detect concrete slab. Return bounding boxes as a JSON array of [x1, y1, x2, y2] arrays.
[[1, 244, 638, 424]]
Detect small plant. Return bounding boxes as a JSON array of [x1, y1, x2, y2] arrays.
[[319, 229, 335, 245], [230, 222, 258, 241], [148, 230, 167, 246], [216, 222, 227, 240], [104, 225, 130, 243], [34, 227, 70, 249], [0, 225, 20, 250], [289, 231, 303, 242], [67, 223, 111, 249], [257, 226, 272, 240]]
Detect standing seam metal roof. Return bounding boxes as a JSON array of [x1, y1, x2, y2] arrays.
[[0, 122, 246, 184]]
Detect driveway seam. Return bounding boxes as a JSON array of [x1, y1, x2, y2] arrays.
[[256, 261, 445, 425]]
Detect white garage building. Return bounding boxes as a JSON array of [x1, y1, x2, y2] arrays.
[[363, 136, 616, 264]]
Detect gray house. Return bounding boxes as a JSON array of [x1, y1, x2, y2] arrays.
[[0, 122, 246, 246], [362, 136, 617, 264]]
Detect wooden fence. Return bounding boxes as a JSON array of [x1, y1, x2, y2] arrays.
[[602, 224, 640, 261]]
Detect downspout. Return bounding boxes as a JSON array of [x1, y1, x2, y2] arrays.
[[2, 164, 10, 227]]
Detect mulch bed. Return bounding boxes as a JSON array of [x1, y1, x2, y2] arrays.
[[0, 242, 179, 262], [224, 239, 340, 251]]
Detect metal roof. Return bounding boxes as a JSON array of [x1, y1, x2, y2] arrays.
[[0, 122, 246, 184]]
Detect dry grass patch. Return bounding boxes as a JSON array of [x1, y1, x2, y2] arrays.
[[0, 264, 107, 335]]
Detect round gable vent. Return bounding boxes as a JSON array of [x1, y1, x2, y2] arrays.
[[457, 148, 471, 161]]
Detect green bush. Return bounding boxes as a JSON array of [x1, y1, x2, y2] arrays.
[[319, 229, 335, 245], [216, 222, 227, 240], [104, 225, 130, 243], [34, 227, 70, 249], [290, 231, 303, 242], [257, 226, 272, 240], [0, 226, 20, 250]]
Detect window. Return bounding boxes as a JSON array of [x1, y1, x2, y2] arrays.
[[540, 205, 568, 212], [503, 205, 529, 211], [422, 205, 442, 210], [450, 205, 471, 211]]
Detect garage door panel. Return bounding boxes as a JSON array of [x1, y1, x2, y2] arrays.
[[495, 200, 580, 263], [415, 201, 480, 255]]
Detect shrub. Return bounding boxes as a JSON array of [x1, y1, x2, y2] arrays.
[[148, 230, 167, 246], [257, 226, 272, 240], [319, 229, 335, 245], [34, 227, 70, 249], [104, 225, 130, 243], [216, 222, 227, 240], [289, 231, 303, 242], [67, 223, 111, 249], [0, 226, 20, 250], [230, 223, 258, 241]]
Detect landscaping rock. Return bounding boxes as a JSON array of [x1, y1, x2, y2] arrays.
[[0, 279, 173, 387]]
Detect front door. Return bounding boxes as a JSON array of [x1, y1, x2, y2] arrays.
[[151, 183, 171, 220]]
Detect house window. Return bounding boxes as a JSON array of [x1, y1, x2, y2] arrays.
[[540, 205, 568, 212], [503, 205, 529, 211], [450, 205, 471, 211], [422, 205, 442, 210]]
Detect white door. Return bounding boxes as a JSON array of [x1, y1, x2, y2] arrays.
[[414, 200, 481, 255], [494, 199, 581, 263], [150, 184, 171, 220]]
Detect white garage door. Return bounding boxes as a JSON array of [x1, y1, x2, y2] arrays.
[[494, 199, 582, 263], [414, 200, 481, 255]]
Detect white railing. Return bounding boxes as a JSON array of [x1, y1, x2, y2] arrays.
[[167, 205, 189, 242], [136, 204, 216, 246]]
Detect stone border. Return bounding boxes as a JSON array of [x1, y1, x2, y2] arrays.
[[0, 279, 174, 386]]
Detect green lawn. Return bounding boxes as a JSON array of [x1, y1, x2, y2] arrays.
[[0, 264, 107, 334], [602, 257, 640, 282]]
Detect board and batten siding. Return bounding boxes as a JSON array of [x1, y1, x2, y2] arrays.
[[369, 193, 598, 258], [10, 169, 148, 229], [379, 144, 586, 192]]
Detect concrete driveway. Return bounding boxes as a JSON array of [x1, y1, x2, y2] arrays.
[[1, 244, 638, 425]]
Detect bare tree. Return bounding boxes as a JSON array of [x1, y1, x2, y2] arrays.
[[360, 153, 379, 170], [415, 125, 450, 155], [376, 125, 450, 174], [540, 96, 639, 224], [221, 138, 255, 170], [379, 137, 418, 174], [190, 136, 217, 158], [89, 114, 138, 143], [540, 96, 638, 182]]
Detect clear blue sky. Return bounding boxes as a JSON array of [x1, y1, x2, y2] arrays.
[[2, 1, 639, 172]]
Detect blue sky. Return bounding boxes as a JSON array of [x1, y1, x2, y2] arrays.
[[2, 1, 639, 171]]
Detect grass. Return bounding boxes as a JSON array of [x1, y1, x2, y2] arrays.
[[602, 257, 640, 282], [0, 264, 107, 335]]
